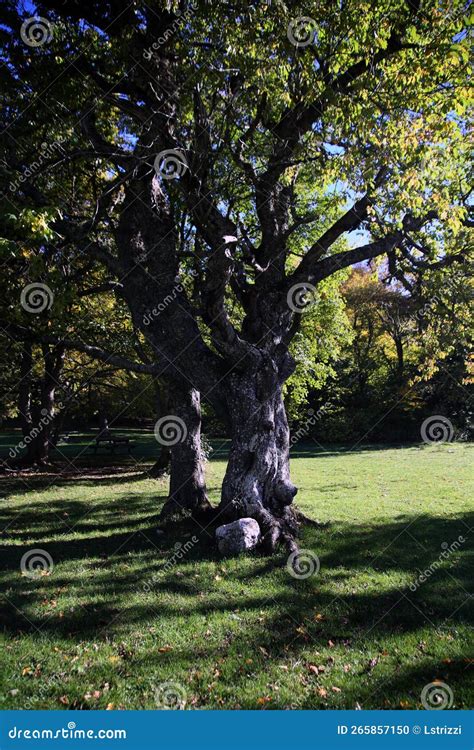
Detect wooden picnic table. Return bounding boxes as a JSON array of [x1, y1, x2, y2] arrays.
[[91, 432, 135, 455]]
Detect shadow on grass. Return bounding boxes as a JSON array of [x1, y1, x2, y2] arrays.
[[1, 498, 471, 636]]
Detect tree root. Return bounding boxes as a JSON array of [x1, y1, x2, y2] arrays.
[[158, 495, 215, 524], [293, 508, 330, 528], [255, 505, 300, 558]]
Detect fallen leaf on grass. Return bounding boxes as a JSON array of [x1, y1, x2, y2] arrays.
[[59, 696, 69, 705], [317, 687, 327, 698], [331, 686, 341, 693], [366, 657, 379, 672], [158, 645, 173, 653], [308, 665, 319, 675], [257, 696, 272, 705]]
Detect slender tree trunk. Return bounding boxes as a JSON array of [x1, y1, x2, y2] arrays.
[[148, 380, 171, 478], [18, 342, 33, 438], [17, 344, 65, 466], [159, 383, 212, 520]]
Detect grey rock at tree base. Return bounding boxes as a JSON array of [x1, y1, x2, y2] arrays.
[[215, 518, 261, 556]]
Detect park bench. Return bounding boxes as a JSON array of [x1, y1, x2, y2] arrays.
[[89, 431, 135, 455]]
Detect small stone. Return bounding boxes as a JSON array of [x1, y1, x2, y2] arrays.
[[215, 518, 261, 556]]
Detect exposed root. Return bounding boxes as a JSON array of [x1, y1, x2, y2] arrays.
[[293, 508, 329, 528], [158, 495, 215, 523], [254, 505, 300, 557]]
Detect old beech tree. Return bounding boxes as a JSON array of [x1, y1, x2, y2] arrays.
[[1, 0, 471, 550]]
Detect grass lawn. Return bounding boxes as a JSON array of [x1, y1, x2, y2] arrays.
[[0, 434, 472, 710]]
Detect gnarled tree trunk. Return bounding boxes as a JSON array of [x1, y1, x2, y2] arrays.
[[219, 364, 298, 552]]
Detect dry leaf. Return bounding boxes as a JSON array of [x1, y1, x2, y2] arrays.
[[308, 664, 319, 675], [106, 703, 115, 710], [59, 695, 69, 705], [331, 686, 341, 693], [257, 696, 272, 705], [317, 687, 327, 697], [158, 645, 173, 653]]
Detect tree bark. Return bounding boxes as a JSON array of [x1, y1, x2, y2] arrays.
[[159, 383, 212, 521], [219, 365, 298, 552], [17, 344, 65, 466]]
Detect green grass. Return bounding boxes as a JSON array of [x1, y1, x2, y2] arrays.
[[0, 436, 472, 710]]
